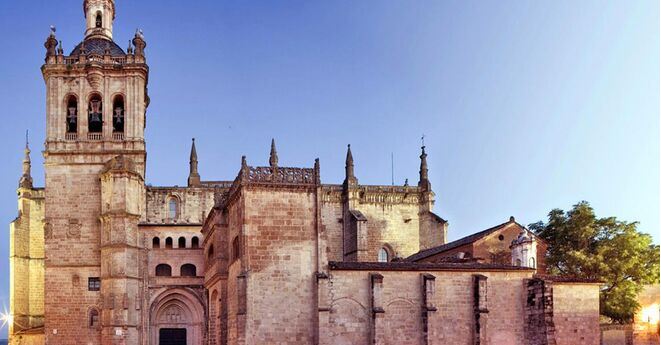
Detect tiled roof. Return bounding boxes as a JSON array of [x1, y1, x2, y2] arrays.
[[406, 219, 520, 262], [329, 261, 535, 272], [70, 38, 125, 56]]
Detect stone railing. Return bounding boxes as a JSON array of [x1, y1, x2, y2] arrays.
[[87, 54, 104, 63], [246, 166, 317, 185], [88, 133, 103, 141], [65, 133, 78, 141], [61, 55, 133, 66], [220, 164, 319, 208], [112, 132, 125, 141]]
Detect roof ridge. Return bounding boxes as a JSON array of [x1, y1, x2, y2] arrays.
[[406, 219, 516, 262]]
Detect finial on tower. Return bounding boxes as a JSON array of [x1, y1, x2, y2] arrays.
[[269, 138, 278, 168], [343, 144, 358, 188], [19, 130, 33, 189], [187, 138, 200, 187], [44, 27, 58, 58], [418, 144, 431, 191], [132, 28, 147, 58]]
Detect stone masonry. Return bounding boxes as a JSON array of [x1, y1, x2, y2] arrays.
[[9, 1, 602, 344]]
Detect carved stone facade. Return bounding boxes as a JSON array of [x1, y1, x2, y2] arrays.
[[9, 1, 601, 345]]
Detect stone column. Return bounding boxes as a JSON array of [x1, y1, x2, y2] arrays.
[[473, 274, 489, 345], [370, 273, 385, 344], [99, 156, 144, 344], [421, 273, 437, 345]]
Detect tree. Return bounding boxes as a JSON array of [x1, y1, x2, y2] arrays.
[[529, 201, 659, 324]]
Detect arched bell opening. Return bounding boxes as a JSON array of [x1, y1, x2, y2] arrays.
[[112, 94, 124, 133], [88, 93, 103, 133]]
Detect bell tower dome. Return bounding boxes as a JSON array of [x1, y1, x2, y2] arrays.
[[84, 0, 115, 39]]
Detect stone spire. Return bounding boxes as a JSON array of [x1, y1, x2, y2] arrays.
[[418, 145, 431, 191], [269, 138, 278, 168], [187, 138, 200, 187], [19, 131, 33, 189], [343, 144, 358, 188]]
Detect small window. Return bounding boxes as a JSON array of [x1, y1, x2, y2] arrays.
[[232, 237, 240, 262], [529, 257, 536, 268], [168, 198, 179, 220], [89, 309, 99, 328], [95, 12, 102, 28], [191, 236, 199, 248], [88, 277, 100, 291], [152, 237, 160, 249], [165, 237, 173, 249], [178, 237, 186, 249], [378, 248, 389, 263], [498, 235, 504, 241], [181, 264, 196, 277], [516, 259, 522, 266], [155, 264, 172, 277], [208, 245, 215, 261]]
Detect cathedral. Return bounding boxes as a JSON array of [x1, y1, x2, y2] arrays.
[[9, 1, 602, 344]]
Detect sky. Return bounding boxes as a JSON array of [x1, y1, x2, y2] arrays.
[[0, 0, 659, 338]]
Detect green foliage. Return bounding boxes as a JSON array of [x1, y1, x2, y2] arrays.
[[529, 201, 660, 324]]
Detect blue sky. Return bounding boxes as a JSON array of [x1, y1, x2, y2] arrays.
[[0, 0, 658, 337]]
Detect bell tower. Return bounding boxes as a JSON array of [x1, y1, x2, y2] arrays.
[[41, 1, 148, 343], [84, 0, 115, 40]]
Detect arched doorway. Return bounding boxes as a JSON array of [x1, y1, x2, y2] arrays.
[[150, 288, 206, 345]]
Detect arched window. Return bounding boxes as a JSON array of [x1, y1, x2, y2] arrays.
[[378, 248, 389, 263], [88, 93, 103, 133], [178, 237, 186, 249], [165, 237, 173, 249], [152, 237, 160, 249], [168, 197, 179, 220], [207, 245, 215, 261], [89, 308, 99, 328], [180, 264, 196, 277], [191, 236, 199, 249], [529, 257, 536, 268], [95, 12, 102, 28], [112, 95, 124, 133], [155, 264, 172, 277], [66, 95, 78, 134], [232, 236, 240, 262], [516, 259, 522, 266]]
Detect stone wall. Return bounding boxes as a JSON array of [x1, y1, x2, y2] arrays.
[[242, 187, 317, 344], [43, 162, 106, 345], [9, 188, 45, 343], [553, 283, 601, 345], [144, 186, 218, 224], [324, 266, 534, 345], [321, 185, 439, 263]]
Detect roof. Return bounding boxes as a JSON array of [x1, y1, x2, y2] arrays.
[[70, 37, 125, 56], [349, 209, 367, 221], [429, 211, 447, 223], [406, 218, 521, 262], [329, 261, 535, 272], [533, 275, 603, 284]]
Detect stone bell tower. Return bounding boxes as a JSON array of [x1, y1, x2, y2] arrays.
[[41, 0, 149, 343]]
